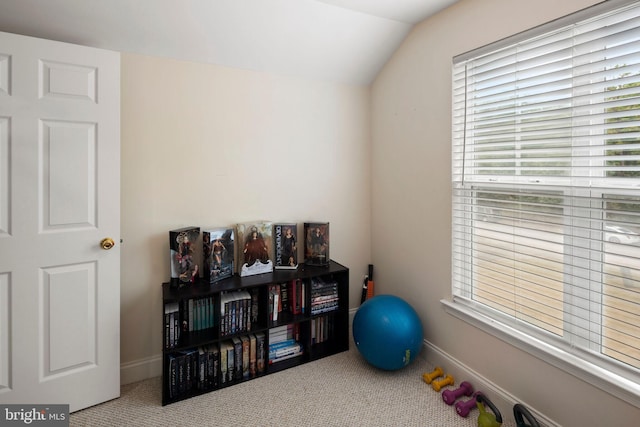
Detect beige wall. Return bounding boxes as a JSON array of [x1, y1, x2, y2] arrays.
[[120, 53, 371, 373], [371, 0, 640, 425]]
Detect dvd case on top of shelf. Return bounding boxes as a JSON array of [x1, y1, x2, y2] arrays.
[[237, 221, 274, 277], [304, 222, 329, 266], [203, 227, 235, 284], [170, 226, 201, 286], [274, 223, 298, 270]]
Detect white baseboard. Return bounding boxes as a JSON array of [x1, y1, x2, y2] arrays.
[[120, 354, 162, 385]]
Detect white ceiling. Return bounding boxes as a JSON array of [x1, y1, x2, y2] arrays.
[[0, 0, 458, 85]]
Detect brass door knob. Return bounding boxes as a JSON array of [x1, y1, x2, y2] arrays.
[[100, 237, 115, 250]]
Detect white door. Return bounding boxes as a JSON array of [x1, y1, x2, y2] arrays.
[[0, 31, 120, 412]]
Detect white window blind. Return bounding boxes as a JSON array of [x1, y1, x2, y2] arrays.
[[452, 0, 640, 397]]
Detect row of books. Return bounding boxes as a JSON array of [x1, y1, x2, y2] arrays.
[[268, 285, 281, 322], [165, 278, 336, 350], [267, 280, 307, 322], [268, 324, 303, 364], [269, 324, 300, 344], [164, 302, 180, 349], [164, 296, 218, 350], [310, 277, 339, 315], [220, 289, 259, 337], [311, 315, 334, 345], [167, 350, 191, 398], [266, 277, 339, 321], [268, 339, 304, 364], [220, 333, 266, 385], [267, 282, 303, 321], [182, 296, 215, 332], [167, 332, 267, 400]]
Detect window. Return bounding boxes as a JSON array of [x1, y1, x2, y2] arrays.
[[450, 0, 640, 404]]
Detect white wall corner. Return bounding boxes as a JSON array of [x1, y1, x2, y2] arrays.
[[121, 355, 163, 386], [349, 307, 357, 326]]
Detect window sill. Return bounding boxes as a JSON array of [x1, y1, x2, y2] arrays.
[[441, 298, 640, 409]]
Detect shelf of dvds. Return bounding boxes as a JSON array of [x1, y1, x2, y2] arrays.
[[161, 260, 349, 405]]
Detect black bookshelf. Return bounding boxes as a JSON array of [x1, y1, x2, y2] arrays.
[[161, 260, 349, 405]]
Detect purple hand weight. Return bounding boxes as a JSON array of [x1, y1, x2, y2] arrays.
[[455, 391, 482, 418], [442, 381, 474, 405]]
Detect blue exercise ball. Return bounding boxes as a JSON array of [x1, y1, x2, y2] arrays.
[[353, 294, 423, 371]]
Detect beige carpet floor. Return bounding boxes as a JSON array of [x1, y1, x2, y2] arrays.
[[70, 344, 518, 427]]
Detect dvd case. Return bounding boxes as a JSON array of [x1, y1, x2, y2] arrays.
[[274, 223, 298, 269], [203, 227, 235, 283], [237, 221, 274, 277], [304, 222, 329, 266], [170, 226, 200, 286]]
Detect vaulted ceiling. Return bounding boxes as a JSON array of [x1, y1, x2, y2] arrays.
[[0, 0, 459, 85]]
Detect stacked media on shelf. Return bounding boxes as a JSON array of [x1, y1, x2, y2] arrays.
[[161, 260, 350, 405]]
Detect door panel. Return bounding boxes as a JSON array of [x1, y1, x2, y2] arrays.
[[0, 54, 8, 95], [0, 116, 8, 234], [40, 60, 97, 102], [0, 273, 9, 391], [42, 120, 97, 229], [43, 263, 96, 376]]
